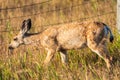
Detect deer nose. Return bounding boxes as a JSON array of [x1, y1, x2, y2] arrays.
[[8, 46, 14, 50]]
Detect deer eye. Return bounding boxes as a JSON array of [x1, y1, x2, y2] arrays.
[[14, 38, 18, 41]]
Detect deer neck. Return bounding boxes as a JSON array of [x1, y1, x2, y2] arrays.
[[23, 32, 42, 45]]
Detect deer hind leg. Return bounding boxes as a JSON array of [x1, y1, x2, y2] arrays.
[[87, 40, 112, 69], [43, 48, 56, 65], [60, 50, 68, 64]]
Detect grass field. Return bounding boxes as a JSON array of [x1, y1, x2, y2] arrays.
[[0, 0, 119, 80]]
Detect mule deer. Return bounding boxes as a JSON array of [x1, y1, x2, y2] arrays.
[[9, 19, 114, 69]]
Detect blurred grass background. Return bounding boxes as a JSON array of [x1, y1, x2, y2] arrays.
[[0, 0, 119, 80]]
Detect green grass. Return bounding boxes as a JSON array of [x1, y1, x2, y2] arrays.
[[0, 0, 119, 80]]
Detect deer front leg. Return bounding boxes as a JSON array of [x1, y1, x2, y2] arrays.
[[43, 48, 56, 65]]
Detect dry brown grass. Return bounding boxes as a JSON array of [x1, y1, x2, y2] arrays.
[[0, 0, 119, 80]]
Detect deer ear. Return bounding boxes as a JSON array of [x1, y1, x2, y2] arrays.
[[20, 19, 32, 35], [21, 20, 26, 30], [27, 19, 31, 31]]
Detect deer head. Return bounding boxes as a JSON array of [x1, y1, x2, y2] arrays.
[[8, 19, 31, 50]]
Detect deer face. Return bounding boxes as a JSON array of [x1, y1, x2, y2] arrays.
[[8, 19, 31, 50]]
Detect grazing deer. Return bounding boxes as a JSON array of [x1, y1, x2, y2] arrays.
[[9, 19, 114, 69]]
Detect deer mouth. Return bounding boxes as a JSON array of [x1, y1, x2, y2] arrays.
[[8, 46, 14, 50]]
